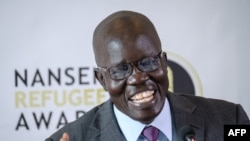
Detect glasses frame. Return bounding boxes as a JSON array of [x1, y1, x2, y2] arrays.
[[94, 51, 166, 80]]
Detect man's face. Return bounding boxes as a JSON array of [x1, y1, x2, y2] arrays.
[[97, 34, 169, 124]]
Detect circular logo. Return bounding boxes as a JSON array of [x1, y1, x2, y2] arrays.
[[166, 51, 203, 96]]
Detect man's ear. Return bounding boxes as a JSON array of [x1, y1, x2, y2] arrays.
[[162, 51, 168, 66], [94, 69, 108, 91]]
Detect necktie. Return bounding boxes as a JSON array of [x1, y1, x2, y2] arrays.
[[142, 126, 159, 141]]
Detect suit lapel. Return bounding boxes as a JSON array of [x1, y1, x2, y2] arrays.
[[86, 100, 125, 141], [167, 93, 204, 141]]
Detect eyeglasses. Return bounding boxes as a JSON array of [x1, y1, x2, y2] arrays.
[[95, 51, 164, 80]]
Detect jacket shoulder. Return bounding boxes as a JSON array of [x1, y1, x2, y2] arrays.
[[45, 101, 111, 141], [169, 93, 250, 124]]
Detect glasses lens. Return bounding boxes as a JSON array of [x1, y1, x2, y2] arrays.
[[137, 56, 160, 72], [109, 64, 132, 79]]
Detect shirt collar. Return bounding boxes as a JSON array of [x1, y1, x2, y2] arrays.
[[113, 98, 172, 141], [151, 98, 172, 140]]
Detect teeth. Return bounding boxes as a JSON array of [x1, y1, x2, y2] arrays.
[[130, 91, 154, 103]]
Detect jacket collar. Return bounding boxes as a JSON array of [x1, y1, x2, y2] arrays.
[[86, 100, 125, 141]]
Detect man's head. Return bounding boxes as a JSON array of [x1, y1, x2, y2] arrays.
[[93, 10, 169, 124]]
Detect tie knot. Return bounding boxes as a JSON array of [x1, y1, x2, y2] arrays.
[[142, 126, 159, 141]]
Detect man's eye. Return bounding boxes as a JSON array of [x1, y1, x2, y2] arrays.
[[116, 64, 129, 70], [110, 64, 129, 73], [140, 57, 156, 66]]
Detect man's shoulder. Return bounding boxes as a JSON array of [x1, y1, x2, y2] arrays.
[[168, 92, 250, 122], [167, 92, 242, 117], [76, 100, 113, 124], [45, 100, 112, 141], [169, 92, 236, 106]]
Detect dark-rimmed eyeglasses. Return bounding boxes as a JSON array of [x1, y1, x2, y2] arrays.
[[95, 51, 164, 80]]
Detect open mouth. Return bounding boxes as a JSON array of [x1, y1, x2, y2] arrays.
[[130, 90, 154, 104]]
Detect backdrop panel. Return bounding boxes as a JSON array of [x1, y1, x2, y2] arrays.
[[0, 0, 249, 140]]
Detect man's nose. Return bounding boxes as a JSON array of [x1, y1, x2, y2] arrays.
[[127, 66, 149, 85]]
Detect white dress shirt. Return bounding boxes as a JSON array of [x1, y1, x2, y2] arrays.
[[113, 98, 172, 141]]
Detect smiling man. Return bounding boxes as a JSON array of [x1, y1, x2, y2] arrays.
[[46, 10, 250, 141], [92, 10, 169, 126]]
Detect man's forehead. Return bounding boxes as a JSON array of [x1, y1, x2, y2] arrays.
[[103, 46, 159, 67], [93, 11, 161, 67]]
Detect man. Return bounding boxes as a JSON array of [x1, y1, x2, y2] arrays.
[[46, 10, 250, 141]]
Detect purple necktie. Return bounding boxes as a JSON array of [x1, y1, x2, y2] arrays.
[[142, 126, 159, 141]]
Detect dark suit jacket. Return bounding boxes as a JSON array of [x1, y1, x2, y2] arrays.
[[45, 93, 250, 141]]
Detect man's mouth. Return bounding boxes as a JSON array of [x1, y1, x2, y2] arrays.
[[130, 90, 154, 104]]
